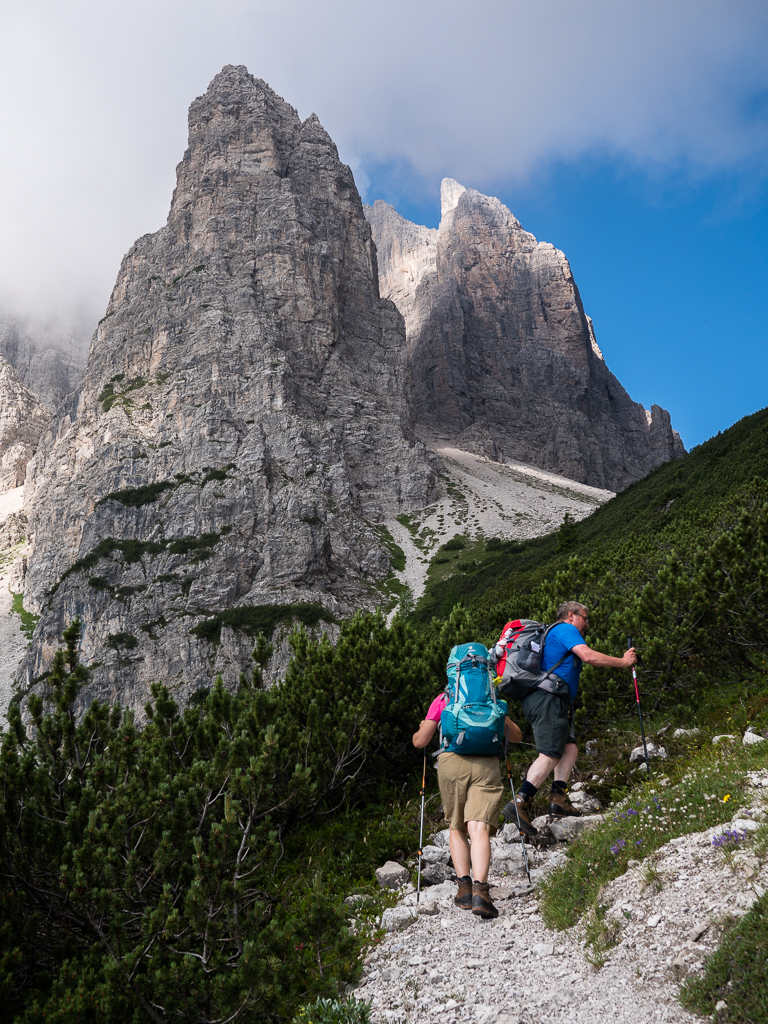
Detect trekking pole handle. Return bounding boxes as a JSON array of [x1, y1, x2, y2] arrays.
[[627, 636, 641, 704]]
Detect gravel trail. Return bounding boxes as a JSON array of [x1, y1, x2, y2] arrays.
[[354, 772, 768, 1024]]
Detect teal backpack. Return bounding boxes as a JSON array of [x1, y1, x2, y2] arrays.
[[440, 642, 506, 757]]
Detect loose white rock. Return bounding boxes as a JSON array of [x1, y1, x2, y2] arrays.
[[421, 844, 451, 864], [629, 742, 668, 763], [375, 860, 410, 889], [712, 734, 737, 744], [380, 906, 417, 932], [501, 822, 523, 843], [549, 815, 604, 842], [532, 942, 555, 956], [743, 730, 766, 745], [568, 790, 602, 813], [430, 828, 451, 848], [492, 843, 538, 872]]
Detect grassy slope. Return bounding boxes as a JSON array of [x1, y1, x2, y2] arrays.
[[413, 407, 768, 622]]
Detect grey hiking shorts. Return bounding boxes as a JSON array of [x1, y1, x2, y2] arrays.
[[521, 689, 575, 758]]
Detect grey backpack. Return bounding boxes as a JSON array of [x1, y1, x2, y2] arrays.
[[490, 620, 572, 702]]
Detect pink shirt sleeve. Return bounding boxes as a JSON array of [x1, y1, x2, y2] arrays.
[[426, 693, 447, 722]]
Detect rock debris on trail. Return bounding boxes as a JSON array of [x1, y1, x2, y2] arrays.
[[353, 776, 768, 1024]]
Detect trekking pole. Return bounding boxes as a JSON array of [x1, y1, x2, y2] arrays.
[[416, 748, 427, 903], [504, 737, 532, 885], [627, 635, 649, 768]]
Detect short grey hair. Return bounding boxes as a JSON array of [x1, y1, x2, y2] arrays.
[[556, 601, 588, 622]]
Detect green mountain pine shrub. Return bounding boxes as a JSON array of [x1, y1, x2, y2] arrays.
[[0, 615, 439, 1023]]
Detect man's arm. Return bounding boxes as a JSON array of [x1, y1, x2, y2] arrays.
[[413, 719, 438, 749], [572, 644, 636, 670]]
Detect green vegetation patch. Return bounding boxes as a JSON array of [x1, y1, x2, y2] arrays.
[[442, 534, 466, 551], [291, 997, 372, 1024], [53, 530, 228, 594], [10, 592, 39, 642], [1, 617, 430, 1023], [105, 632, 138, 651], [96, 480, 175, 508], [98, 375, 149, 412], [680, 891, 768, 1022], [415, 533, 506, 620], [191, 602, 332, 644], [95, 466, 239, 512], [372, 524, 406, 572], [168, 531, 223, 563], [202, 463, 236, 486], [394, 513, 418, 536]]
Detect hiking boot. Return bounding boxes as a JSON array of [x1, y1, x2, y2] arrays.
[[454, 875, 473, 910], [471, 881, 498, 920], [502, 794, 538, 836], [548, 789, 582, 817]]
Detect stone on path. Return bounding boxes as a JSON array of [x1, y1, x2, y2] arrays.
[[421, 861, 455, 885], [568, 789, 602, 813], [376, 860, 410, 889], [402, 879, 455, 905], [549, 815, 604, 842], [430, 828, 451, 848], [544, 850, 568, 872], [421, 844, 451, 864], [673, 727, 701, 738], [380, 906, 417, 932], [491, 843, 538, 873]]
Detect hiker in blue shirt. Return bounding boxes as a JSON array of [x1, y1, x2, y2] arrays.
[[506, 601, 636, 835]]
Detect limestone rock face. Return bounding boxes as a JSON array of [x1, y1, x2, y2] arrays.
[[0, 362, 51, 492], [0, 318, 83, 412], [366, 181, 685, 491], [19, 66, 437, 710]]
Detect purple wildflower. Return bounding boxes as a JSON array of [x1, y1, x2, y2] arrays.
[[610, 839, 627, 855], [712, 829, 748, 848]]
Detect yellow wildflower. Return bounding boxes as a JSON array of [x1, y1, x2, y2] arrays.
[[723, 794, 731, 802]]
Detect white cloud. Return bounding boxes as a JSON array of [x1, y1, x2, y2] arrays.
[[0, 0, 766, 329]]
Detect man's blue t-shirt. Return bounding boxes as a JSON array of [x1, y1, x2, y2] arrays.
[[541, 622, 584, 700]]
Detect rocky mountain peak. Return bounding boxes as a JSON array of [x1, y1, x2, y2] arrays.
[[18, 67, 437, 710], [366, 185, 684, 491], [440, 177, 466, 217]]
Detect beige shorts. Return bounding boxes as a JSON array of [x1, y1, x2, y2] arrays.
[[436, 752, 504, 835]]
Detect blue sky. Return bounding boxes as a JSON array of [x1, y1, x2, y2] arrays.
[[0, 0, 766, 450]]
